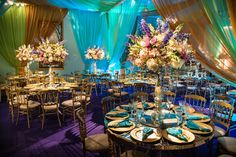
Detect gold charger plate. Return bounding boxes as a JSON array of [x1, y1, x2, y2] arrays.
[[115, 105, 129, 112], [162, 128, 195, 144], [130, 127, 161, 143], [137, 102, 155, 109], [182, 121, 213, 135], [187, 113, 211, 123], [105, 111, 129, 120], [108, 120, 135, 132]]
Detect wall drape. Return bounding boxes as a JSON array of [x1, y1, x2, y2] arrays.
[[48, 0, 124, 12], [105, 0, 141, 70], [0, 5, 26, 69], [69, 10, 106, 70], [152, 0, 236, 86], [25, 5, 67, 44]]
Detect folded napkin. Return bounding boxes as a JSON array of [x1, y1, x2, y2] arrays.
[[161, 103, 168, 109], [164, 113, 177, 119], [187, 115, 209, 120], [108, 120, 133, 128], [185, 120, 211, 132], [166, 127, 188, 142], [142, 127, 154, 141], [143, 103, 150, 109], [106, 112, 128, 118]]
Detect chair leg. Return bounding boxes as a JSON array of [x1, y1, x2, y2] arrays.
[[16, 109, 20, 126], [41, 113, 45, 129], [11, 109, 14, 125], [57, 111, 61, 127], [27, 111, 30, 128]]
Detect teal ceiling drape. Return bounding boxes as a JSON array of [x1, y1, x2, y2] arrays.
[[48, 0, 124, 12], [0, 0, 11, 16]]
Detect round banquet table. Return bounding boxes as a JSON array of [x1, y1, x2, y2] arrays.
[[105, 103, 214, 156]]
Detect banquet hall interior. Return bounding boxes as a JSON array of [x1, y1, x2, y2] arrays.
[[1, 0, 236, 157]]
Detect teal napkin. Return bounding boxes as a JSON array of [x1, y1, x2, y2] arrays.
[[187, 115, 209, 120], [185, 120, 210, 132], [109, 120, 133, 128], [143, 103, 150, 109], [161, 103, 168, 109], [120, 106, 130, 111], [106, 112, 128, 117], [142, 127, 153, 140], [164, 113, 177, 119], [166, 127, 188, 142]]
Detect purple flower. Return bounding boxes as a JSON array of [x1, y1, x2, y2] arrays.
[[141, 19, 151, 37], [175, 33, 190, 42], [163, 31, 173, 44]]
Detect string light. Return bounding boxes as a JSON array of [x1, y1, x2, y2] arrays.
[[4, 0, 26, 7]]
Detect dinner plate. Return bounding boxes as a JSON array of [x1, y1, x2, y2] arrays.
[[162, 128, 195, 144], [173, 105, 195, 114], [182, 121, 213, 134], [105, 111, 129, 120], [108, 120, 135, 132], [137, 102, 155, 109], [130, 127, 161, 142], [187, 113, 211, 123]]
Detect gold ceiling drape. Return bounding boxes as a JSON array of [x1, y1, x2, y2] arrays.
[[25, 5, 67, 44], [152, 0, 236, 85], [227, 0, 236, 40]]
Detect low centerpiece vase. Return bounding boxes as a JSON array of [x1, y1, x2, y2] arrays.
[[93, 60, 97, 74]]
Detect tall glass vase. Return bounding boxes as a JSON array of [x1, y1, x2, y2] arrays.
[[25, 61, 32, 80], [48, 65, 54, 87], [154, 69, 163, 110], [93, 60, 97, 74]]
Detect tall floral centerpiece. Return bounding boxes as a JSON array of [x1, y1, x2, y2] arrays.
[[85, 46, 105, 74], [37, 38, 68, 86], [128, 18, 192, 103], [16, 44, 37, 78]]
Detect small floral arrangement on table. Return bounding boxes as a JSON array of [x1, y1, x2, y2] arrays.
[[127, 18, 193, 71], [85, 46, 105, 60], [37, 38, 68, 64], [16, 44, 37, 62]]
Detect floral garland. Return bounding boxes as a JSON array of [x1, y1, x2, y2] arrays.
[[16, 44, 36, 62], [37, 38, 68, 64], [85, 46, 105, 60], [128, 18, 193, 71]]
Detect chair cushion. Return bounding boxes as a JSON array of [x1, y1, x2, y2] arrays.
[[113, 91, 128, 97], [61, 99, 81, 107], [85, 134, 109, 152], [107, 89, 113, 93], [121, 150, 150, 157], [214, 126, 227, 137], [42, 104, 59, 111], [19, 100, 40, 110], [218, 154, 234, 157], [218, 137, 236, 155]]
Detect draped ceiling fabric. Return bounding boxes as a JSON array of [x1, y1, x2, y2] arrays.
[[0, 0, 11, 16], [48, 0, 124, 12], [0, 5, 26, 69], [25, 5, 67, 44], [152, 0, 236, 86], [227, 0, 236, 40]]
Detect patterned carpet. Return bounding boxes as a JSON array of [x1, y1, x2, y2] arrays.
[[0, 89, 234, 157]]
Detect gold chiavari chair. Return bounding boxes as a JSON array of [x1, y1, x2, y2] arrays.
[[130, 92, 148, 102], [76, 109, 109, 157], [210, 101, 234, 138], [109, 81, 129, 103], [184, 94, 207, 112], [134, 83, 147, 92], [101, 96, 118, 116], [61, 89, 82, 121], [217, 136, 236, 157], [5, 86, 18, 124], [15, 88, 40, 128], [163, 91, 176, 104], [40, 90, 61, 129]]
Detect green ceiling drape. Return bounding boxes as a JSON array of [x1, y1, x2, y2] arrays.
[[48, 0, 124, 12], [0, 5, 26, 70]]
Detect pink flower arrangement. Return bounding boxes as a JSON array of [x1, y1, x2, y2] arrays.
[[85, 46, 105, 60], [36, 38, 68, 64], [127, 18, 193, 71]]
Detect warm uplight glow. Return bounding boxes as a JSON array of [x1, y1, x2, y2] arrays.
[[4, 0, 27, 7]]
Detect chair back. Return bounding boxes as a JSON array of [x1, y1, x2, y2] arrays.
[[163, 91, 176, 104], [101, 96, 117, 116], [130, 92, 148, 102], [211, 101, 234, 132], [76, 109, 87, 142], [40, 90, 59, 109], [134, 83, 147, 92], [184, 94, 206, 112], [16, 88, 29, 106]]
